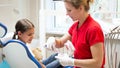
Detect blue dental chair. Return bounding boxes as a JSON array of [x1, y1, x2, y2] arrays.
[[3, 39, 42, 68], [0, 22, 7, 46], [0, 22, 42, 68], [0, 22, 7, 38], [0, 22, 10, 68]]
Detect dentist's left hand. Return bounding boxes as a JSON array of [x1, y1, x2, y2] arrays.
[[55, 53, 74, 66]]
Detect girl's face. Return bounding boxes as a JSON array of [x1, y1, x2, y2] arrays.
[[18, 28, 34, 44], [64, 2, 83, 21]]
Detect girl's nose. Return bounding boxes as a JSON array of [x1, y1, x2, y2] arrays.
[[66, 13, 68, 16], [31, 35, 34, 39]]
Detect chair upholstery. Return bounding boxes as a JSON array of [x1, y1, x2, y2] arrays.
[[3, 39, 42, 68], [0, 22, 10, 68], [0, 22, 7, 38]]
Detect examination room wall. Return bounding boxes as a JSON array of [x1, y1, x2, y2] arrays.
[[0, 0, 39, 38]]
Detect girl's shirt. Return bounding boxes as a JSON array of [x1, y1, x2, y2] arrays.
[[26, 43, 35, 57]]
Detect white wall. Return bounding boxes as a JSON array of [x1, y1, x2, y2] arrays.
[[0, 0, 39, 38]]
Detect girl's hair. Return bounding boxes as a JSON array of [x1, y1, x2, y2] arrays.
[[63, 0, 94, 11], [13, 19, 34, 39]]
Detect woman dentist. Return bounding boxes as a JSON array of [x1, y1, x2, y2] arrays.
[[45, 0, 105, 68]]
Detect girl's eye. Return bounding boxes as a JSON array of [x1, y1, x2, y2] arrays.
[[66, 8, 71, 12], [28, 34, 33, 36], [67, 10, 71, 12]]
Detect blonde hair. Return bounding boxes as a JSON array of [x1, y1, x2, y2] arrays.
[[63, 0, 94, 11]]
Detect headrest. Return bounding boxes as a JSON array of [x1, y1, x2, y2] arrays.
[[0, 22, 7, 38], [3, 40, 42, 68]]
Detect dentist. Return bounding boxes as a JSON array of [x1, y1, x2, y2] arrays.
[[45, 0, 105, 68]]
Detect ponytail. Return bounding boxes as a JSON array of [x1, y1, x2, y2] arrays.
[[12, 32, 18, 39]]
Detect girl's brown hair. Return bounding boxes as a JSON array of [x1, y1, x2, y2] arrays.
[[13, 19, 34, 39]]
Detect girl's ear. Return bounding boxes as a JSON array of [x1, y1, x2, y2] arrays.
[[17, 31, 22, 36]]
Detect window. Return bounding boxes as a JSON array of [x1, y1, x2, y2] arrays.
[[40, 0, 120, 34], [117, 0, 120, 18], [40, 0, 72, 34]]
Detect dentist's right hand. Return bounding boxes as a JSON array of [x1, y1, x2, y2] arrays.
[[45, 37, 58, 52]]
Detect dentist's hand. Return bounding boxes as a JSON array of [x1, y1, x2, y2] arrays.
[[45, 37, 58, 52], [64, 40, 75, 56], [55, 53, 74, 66]]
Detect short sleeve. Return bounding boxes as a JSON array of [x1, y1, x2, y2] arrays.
[[87, 26, 104, 46]]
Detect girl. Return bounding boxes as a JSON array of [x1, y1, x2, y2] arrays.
[[9, 19, 45, 68], [1, 19, 62, 68]]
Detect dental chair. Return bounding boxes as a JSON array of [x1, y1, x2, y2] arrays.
[[0, 22, 10, 68], [0, 22, 42, 68], [2, 39, 42, 68], [0, 22, 7, 38]]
